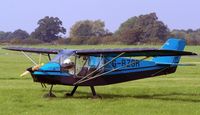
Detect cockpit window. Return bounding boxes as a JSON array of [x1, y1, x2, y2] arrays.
[[51, 50, 75, 64]]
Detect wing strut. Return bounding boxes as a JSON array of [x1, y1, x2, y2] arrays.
[[75, 56, 150, 85], [74, 52, 125, 85], [48, 54, 51, 61], [21, 51, 37, 65]]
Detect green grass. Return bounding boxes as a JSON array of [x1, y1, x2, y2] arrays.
[[0, 45, 200, 115]]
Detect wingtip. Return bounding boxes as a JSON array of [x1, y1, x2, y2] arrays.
[[2, 47, 11, 50], [2, 46, 16, 50]]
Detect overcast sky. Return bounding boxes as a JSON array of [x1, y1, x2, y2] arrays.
[[1, 0, 200, 36]]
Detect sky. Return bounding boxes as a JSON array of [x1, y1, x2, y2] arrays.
[[1, 0, 200, 36]]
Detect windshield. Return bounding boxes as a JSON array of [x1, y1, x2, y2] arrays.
[[51, 49, 75, 64]]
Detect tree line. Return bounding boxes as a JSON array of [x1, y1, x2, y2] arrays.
[[0, 13, 200, 45]]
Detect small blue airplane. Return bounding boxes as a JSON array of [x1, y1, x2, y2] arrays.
[[4, 38, 197, 98]]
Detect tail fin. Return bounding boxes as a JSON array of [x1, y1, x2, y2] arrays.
[[152, 38, 186, 64]]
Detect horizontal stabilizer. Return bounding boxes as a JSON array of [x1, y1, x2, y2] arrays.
[[156, 62, 200, 66]]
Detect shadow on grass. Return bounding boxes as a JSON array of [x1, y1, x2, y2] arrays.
[[0, 78, 21, 80], [51, 90, 200, 103], [133, 93, 200, 103]]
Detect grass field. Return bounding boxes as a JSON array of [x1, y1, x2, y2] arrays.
[[0, 45, 200, 115]]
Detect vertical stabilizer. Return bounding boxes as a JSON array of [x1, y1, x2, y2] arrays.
[[152, 38, 186, 64]]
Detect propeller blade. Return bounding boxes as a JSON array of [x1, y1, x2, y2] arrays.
[[20, 71, 30, 77], [20, 53, 44, 77], [39, 53, 42, 64]]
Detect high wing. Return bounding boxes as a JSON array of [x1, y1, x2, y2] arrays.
[[3, 47, 197, 57], [76, 48, 197, 57], [3, 47, 62, 54]]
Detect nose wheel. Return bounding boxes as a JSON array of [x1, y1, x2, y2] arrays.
[[43, 85, 56, 98]]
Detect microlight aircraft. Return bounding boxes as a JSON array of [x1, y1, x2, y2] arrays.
[[3, 38, 197, 98]]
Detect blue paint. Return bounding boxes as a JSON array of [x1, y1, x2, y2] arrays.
[[88, 56, 102, 68], [104, 57, 156, 70], [34, 71, 70, 77], [106, 65, 163, 75], [33, 62, 71, 77], [39, 62, 61, 72], [152, 38, 186, 64]]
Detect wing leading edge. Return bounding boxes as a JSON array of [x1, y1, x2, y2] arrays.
[[76, 48, 197, 57], [3, 47, 61, 54], [3, 47, 197, 57]]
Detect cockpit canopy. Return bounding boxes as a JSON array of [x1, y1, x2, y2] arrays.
[[51, 49, 75, 64], [50, 49, 104, 76]]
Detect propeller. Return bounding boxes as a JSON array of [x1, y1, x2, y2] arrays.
[[20, 64, 44, 77], [20, 53, 44, 77]]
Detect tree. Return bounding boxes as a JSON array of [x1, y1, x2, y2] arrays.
[[170, 29, 186, 39], [31, 16, 66, 42], [0, 31, 6, 39], [69, 20, 108, 38], [9, 29, 29, 40], [115, 13, 169, 44], [0, 31, 12, 40], [170, 29, 200, 45], [116, 28, 143, 44]]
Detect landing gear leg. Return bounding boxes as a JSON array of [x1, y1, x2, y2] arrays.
[[90, 86, 101, 99], [41, 83, 47, 88], [65, 86, 78, 97], [43, 84, 56, 98]]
